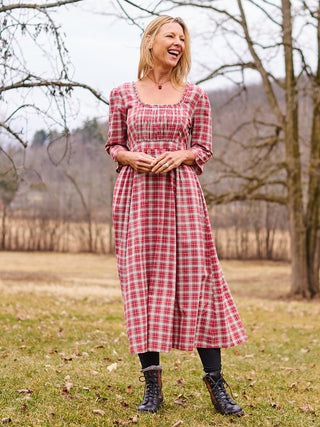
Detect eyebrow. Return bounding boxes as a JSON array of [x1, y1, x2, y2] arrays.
[[163, 31, 185, 37]]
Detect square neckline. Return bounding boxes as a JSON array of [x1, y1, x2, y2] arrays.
[[133, 81, 189, 107]]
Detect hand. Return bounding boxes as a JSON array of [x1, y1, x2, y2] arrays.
[[151, 150, 195, 174], [117, 151, 155, 173]]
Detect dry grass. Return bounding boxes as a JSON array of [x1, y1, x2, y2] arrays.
[[0, 252, 319, 426], [0, 252, 120, 299]]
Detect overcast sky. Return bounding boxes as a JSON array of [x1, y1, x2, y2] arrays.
[[53, 0, 222, 129], [2, 0, 317, 141]]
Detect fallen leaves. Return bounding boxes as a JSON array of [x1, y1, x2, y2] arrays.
[[125, 385, 133, 394], [63, 375, 73, 393], [173, 394, 188, 407], [269, 401, 281, 410], [176, 378, 184, 386], [95, 392, 108, 403], [107, 362, 118, 372], [305, 381, 313, 391], [299, 403, 315, 413], [0, 351, 9, 359], [16, 389, 33, 395], [60, 375, 74, 399], [92, 409, 105, 416], [114, 416, 138, 425], [21, 404, 28, 412]]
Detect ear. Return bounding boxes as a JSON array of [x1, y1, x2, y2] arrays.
[[146, 35, 152, 50]]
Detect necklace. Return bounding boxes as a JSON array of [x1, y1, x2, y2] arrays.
[[147, 74, 171, 90]]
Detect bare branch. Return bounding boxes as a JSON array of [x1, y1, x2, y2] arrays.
[[260, 0, 281, 10], [47, 128, 71, 166], [237, 0, 284, 124], [246, 0, 281, 26], [196, 62, 257, 85], [115, 0, 145, 32], [169, 1, 242, 24], [63, 167, 90, 219], [4, 104, 60, 126], [215, 156, 287, 185], [122, 0, 160, 15], [204, 189, 287, 206], [0, 122, 28, 148], [0, 146, 19, 177], [0, 1, 84, 13], [302, 1, 319, 18], [0, 79, 108, 105]]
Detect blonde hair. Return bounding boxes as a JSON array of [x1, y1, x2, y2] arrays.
[[138, 15, 191, 87]]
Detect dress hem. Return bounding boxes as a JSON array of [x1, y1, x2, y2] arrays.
[[128, 336, 248, 354]]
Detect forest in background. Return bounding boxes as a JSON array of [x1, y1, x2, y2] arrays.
[[0, 81, 299, 260]]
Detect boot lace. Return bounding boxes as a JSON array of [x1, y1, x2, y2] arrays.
[[139, 375, 158, 403], [211, 376, 235, 404]]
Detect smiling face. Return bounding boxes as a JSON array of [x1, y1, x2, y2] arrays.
[[149, 22, 185, 70]]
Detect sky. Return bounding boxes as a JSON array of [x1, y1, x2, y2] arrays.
[[1, 0, 318, 142], [52, 0, 221, 128]]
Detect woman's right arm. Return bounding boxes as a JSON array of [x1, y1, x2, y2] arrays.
[[105, 87, 129, 172], [105, 87, 154, 173]]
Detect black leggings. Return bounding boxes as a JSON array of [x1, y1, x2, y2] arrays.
[[138, 348, 221, 373]]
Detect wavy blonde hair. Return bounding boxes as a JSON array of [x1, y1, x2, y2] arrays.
[[138, 15, 191, 87]]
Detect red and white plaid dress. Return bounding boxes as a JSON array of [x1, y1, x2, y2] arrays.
[[106, 81, 247, 354]]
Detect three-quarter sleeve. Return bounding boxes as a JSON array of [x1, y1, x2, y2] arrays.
[[189, 91, 213, 175], [105, 87, 129, 172]]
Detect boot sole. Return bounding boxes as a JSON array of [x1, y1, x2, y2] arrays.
[[138, 400, 164, 413], [212, 402, 245, 417], [217, 408, 245, 417]]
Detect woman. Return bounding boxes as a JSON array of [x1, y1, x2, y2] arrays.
[[105, 15, 247, 417]]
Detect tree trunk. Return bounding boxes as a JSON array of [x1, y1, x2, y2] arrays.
[[307, 94, 320, 295], [306, 1, 320, 296], [282, 0, 309, 296], [1, 205, 6, 250]]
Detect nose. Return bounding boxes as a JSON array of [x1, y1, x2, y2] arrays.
[[173, 37, 183, 47]]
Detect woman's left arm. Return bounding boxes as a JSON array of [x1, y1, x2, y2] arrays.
[[188, 90, 213, 175]]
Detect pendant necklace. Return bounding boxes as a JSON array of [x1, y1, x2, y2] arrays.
[[147, 75, 171, 90]]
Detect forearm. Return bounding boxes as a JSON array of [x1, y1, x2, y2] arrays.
[[116, 149, 132, 165], [116, 150, 155, 173], [181, 149, 196, 165]]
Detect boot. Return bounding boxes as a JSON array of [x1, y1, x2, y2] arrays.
[[138, 365, 163, 413], [203, 371, 244, 416]]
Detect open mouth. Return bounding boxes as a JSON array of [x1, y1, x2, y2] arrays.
[[168, 49, 180, 58]]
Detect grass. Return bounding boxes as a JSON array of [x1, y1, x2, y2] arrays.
[[0, 252, 319, 426]]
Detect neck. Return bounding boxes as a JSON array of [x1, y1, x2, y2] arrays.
[[149, 68, 172, 84]]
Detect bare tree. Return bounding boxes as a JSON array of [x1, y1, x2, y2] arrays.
[[0, 148, 19, 249], [0, 0, 108, 152], [111, 0, 320, 298]]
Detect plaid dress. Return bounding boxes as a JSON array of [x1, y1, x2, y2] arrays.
[[106, 81, 247, 354]]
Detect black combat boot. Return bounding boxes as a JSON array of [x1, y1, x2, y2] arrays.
[[138, 365, 163, 413], [203, 371, 244, 416]]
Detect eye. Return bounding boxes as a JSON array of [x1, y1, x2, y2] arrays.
[[166, 34, 173, 38]]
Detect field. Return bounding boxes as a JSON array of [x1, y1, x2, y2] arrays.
[[0, 252, 319, 426]]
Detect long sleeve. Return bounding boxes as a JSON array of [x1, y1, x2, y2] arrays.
[[189, 90, 213, 175], [105, 87, 129, 172]]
